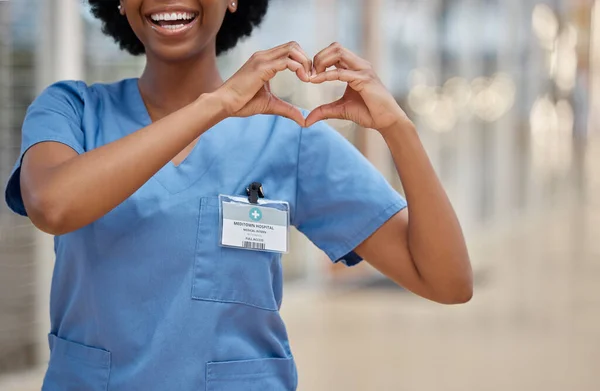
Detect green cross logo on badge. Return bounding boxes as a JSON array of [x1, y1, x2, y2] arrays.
[[249, 207, 262, 222]]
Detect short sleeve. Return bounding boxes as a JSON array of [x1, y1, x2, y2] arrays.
[[293, 121, 407, 266], [4, 81, 85, 216]]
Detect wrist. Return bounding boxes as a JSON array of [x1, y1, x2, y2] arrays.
[[195, 91, 229, 123], [378, 112, 416, 139]]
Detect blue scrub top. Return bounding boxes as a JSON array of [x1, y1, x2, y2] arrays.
[[4, 79, 407, 391]]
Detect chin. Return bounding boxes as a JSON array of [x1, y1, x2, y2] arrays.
[[148, 41, 212, 63]]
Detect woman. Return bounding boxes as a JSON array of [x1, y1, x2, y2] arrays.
[[4, 0, 472, 390]]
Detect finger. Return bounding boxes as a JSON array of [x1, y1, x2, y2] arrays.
[[259, 41, 296, 60], [309, 69, 367, 85], [313, 42, 369, 73], [254, 57, 304, 82], [271, 57, 310, 82], [304, 99, 345, 128], [268, 96, 306, 128], [260, 41, 306, 63], [289, 47, 313, 78], [313, 52, 349, 74], [297, 46, 313, 76], [254, 43, 310, 81], [247, 43, 294, 72], [294, 45, 313, 76]]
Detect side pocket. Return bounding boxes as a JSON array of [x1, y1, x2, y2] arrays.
[[206, 357, 297, 391], [42, 334, 111, 391], [192, 197, 281, 311]]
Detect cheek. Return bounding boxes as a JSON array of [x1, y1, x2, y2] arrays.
[[123, 3, 147, 42], [201, 0, 227, 7], [200, 0, 229, 20], [199, 1, 230, 31], [122, 0, 142, 15], [126, 15, 146, 43]]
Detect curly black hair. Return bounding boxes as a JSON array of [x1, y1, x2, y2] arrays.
[[88, 1, 269, 56]]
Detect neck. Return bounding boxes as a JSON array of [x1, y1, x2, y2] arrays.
[[138, 49, 223, 121]]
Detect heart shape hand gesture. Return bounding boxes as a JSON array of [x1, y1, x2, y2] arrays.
[[217, 41, 412, 134]]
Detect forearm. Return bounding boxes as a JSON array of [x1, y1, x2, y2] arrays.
[[22, 93, 226, 234], [380, 120, 472, 298]]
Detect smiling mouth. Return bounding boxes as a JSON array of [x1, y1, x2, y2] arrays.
[[148, 11, 199, 31]]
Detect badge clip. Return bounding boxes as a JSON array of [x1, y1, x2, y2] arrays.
[[246, 182, 264, 204]]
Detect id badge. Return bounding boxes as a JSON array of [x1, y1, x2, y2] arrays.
[[219, 195, 290, 254]]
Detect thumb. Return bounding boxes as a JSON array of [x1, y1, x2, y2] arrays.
[[304, 99, 345, 128], [266, 96, 306, 128]]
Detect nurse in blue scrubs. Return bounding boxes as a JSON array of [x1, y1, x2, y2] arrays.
[[4, 0, 473, 390]]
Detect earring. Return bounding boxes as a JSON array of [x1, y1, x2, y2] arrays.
[[118, 5, 122, 11], [232, 2, 236, 7]]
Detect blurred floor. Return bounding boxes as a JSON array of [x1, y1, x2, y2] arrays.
[[282, 139, 600, 391], [1, 140, 600, 391]]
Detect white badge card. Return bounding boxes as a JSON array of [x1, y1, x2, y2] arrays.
[[219, 195, 290, 254]]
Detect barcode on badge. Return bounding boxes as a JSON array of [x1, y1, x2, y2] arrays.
[[242, 241, 266, 250]]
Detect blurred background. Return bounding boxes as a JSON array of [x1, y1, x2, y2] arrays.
[[1, 0, 599, 390]]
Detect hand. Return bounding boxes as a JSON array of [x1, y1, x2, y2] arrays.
[[306, 42, 412, 133], [215, 42, 312, 127]]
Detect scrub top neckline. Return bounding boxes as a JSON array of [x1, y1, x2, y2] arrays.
[[126, 77, 230, 194]]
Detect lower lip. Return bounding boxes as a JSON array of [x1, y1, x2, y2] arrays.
[[147, 16, 199, 37]]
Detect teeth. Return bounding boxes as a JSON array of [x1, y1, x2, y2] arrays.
[[164, 24, 185, 30], [150, 12, 196, 21]]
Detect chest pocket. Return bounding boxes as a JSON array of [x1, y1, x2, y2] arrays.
[[192, 197, 282, 311]]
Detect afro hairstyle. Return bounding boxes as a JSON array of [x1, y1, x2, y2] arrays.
[[88, 0, 269, 56]]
